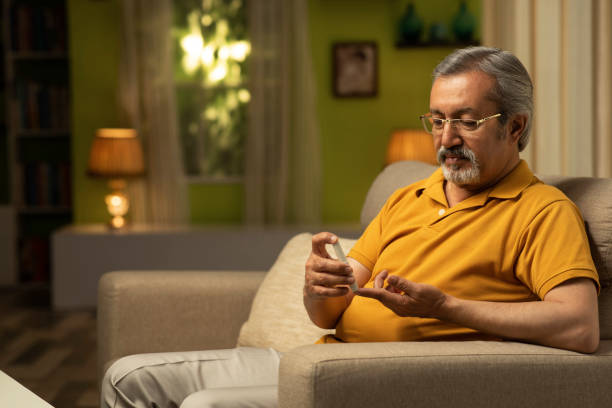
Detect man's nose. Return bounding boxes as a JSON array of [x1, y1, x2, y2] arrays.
[[439, 121, 462, 148]]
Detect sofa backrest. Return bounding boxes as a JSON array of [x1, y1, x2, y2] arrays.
[[360, 160, 612, 339]]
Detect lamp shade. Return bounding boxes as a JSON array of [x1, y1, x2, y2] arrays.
[[87, 128, 145, 178], [385, 129, 438, 166]]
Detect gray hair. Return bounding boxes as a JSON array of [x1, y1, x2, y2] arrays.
[[432, 47, 533, 152]]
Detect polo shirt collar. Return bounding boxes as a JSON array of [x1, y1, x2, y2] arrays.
[[417, 160, 535, 208], [487, 160, 535, 199]]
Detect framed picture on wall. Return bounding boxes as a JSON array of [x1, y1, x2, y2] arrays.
[[332, 42, 378, 97]]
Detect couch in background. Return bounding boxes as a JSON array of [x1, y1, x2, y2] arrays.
[[98, 161, 612, 407]]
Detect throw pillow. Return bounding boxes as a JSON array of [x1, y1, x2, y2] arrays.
[[237, 232, 357, 352]]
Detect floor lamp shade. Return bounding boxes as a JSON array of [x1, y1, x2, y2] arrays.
[[385, 129, 438, 166]]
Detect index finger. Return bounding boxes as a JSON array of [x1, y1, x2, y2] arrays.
[[355, 287, 389, 302], [311, 232, 338, 258]]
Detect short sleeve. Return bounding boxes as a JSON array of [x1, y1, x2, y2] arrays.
[[347, 209, 382, 271], [515, 200, 600, 298]]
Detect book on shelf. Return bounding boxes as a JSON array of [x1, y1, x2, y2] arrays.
[[15, 79, 69, 130], [10, 3, 67, 53], [21, 162, 71, 208]]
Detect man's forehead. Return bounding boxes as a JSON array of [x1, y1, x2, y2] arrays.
[[429, 71, 497, 113]]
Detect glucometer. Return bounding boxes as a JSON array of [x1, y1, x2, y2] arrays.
[[332, 241, 359, 292]]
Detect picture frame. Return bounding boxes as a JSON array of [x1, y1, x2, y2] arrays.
[[332, 42, 378, 98]]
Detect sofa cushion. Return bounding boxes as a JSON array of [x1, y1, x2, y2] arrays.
[[237, 233, 356, 352]]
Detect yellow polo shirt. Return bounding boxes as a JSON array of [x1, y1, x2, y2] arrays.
[[331, 160, 599, 343]]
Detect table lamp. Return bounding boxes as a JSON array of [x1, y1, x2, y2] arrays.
[[385, 129, 438, 166], [87, 128, 145, 229]]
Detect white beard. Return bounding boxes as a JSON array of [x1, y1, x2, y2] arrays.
[[441, 161, 481, 184]]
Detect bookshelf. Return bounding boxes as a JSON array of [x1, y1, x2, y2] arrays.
[[3, 0, 71, 285]]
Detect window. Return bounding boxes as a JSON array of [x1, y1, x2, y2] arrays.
[[173, 0, 250, 181]]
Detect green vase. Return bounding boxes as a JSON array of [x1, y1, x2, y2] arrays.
[[452, 1, 476, 43], [398, 3, 423, 45]]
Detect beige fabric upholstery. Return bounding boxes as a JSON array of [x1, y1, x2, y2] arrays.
[[279, 340, 612, 408], [97, 270, 265, 382], [237, 233, 356, 352]]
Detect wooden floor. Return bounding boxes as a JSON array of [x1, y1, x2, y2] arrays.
[[0, 286, 98, 408]]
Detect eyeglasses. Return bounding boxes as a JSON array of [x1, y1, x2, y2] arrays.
[[419, 113, 502, 134]]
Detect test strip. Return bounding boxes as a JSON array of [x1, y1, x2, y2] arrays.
[[332, 241, 359, 292]]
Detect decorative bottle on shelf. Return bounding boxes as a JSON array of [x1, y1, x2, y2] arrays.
[[452, 0, 476, 44], [429, 22, 450, 45], [397, 2, 423, 46]]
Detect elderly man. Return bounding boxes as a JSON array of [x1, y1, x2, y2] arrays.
[[306, 46, 599, 352], [102, 46, 599, 408]]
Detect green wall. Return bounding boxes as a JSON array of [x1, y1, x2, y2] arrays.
[[68, 0, 121, 223], [68, 0, 480, 225], [310, 0, 480, 223]]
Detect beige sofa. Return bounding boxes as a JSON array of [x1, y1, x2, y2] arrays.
[[98, 160, 612, 407]]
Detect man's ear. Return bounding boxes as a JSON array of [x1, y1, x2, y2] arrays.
[[508, 114, 527, 144]]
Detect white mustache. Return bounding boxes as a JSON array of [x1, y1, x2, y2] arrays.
[[437, 146, 477, 165]]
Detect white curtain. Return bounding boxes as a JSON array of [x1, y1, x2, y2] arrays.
[[119, 0, 189, 224], [483, 0, 612, 177], [246, 0, 322, 224]]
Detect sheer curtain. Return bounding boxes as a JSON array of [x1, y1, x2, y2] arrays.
[[246, 0, 322, 224], [119, 0, 189, 224], [483, 0, 612, 177]]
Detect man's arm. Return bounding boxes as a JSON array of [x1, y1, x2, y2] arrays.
[[304, 232, 372, 329], [358, 273, 599, 353]]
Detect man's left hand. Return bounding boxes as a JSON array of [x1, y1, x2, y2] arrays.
[[356, 270, 448, 319]]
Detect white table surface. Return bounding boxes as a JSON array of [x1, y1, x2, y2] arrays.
[[0, 370, 54, 408]]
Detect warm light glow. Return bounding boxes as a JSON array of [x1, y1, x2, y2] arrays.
[[201, 14, 213, 26], [226, 91, 238, 110], [96, 128, 137, 139], [208, 62, 228, 82], [204, 107, 218, 120], [104, 189, 130, 229], [237, 89, 250, 103], [111, 216, 126, 229], [181, 10, 206, 75], [229, 41, 250, 61], [183, 54, 201, 74], [218, 45, 230, 60], [110, 195, 122, 207], [180, 33, 204, 56], [105, 192, 129, 217], [200, 45, 215, 67], [385, 129, 438, 166], [216, 20, 229, 37]]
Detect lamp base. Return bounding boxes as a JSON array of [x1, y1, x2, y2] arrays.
[[109, 215, 126, 229], [105, 179, 130, 230]]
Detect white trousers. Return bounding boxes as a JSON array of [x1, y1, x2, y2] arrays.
[[101, 347, 281, 408]]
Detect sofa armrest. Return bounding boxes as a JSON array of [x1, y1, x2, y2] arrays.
[[279, 340, 612, 408], [97, 270, 265, 382]]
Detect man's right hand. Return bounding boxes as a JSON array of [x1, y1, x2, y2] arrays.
[[304, 232, 356, 299]]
